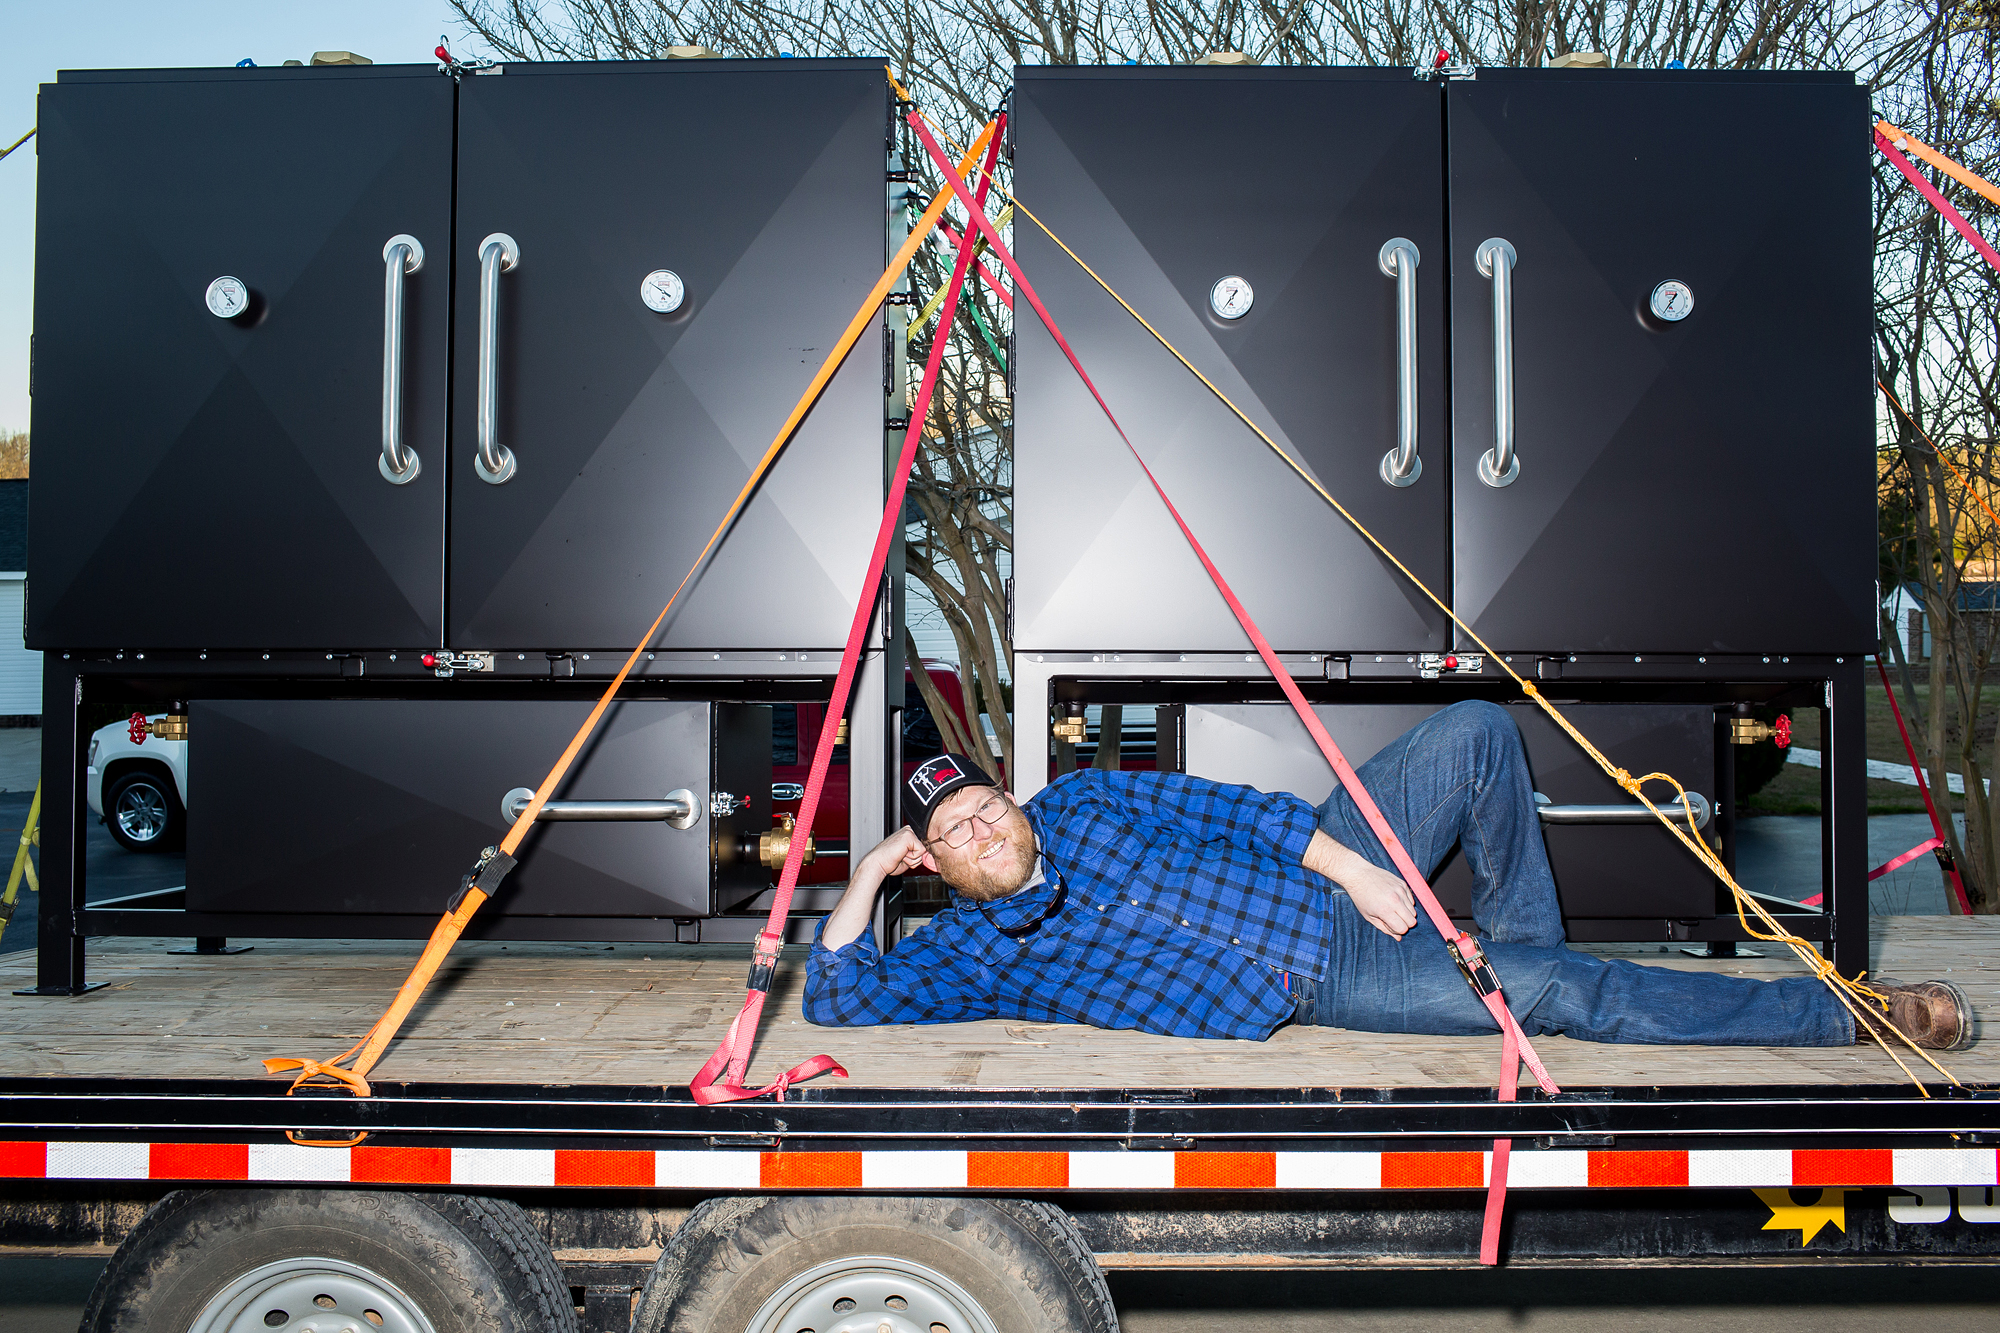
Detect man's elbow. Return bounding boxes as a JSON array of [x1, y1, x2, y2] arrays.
[[800, 985, 868, 1028]]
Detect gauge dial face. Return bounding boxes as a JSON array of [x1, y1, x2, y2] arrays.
[[205, 276, 248, 319], [1210, 275, 1254, 320], [640, 269, 686, 313], [1649, 279, 1694, 322]]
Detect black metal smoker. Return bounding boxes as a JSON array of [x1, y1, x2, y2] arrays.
[[24, 57, 910, 991], [1010, 64, 1874, 973]]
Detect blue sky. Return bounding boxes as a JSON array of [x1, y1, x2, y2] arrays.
[[0, 1, 481, 434]]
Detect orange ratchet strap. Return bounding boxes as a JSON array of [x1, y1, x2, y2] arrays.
[[263, 117, 1001, 1115]]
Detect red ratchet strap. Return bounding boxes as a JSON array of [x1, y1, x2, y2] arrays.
[[1875, 657, 1973, 914], [905, 107, 1555, 1265], [1866, 837, 1942, 884], [1876, 129, 2000, 277], [690, 114, 1011, 1105]]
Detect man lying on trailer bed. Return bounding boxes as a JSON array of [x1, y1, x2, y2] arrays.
[[807, 702, 1972, 1051]]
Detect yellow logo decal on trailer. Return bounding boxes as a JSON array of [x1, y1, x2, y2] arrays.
[[1754, 1187, 1851, 1244]]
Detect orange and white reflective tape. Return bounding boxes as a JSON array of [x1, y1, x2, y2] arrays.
[[3, 1140, 1993, 1192]]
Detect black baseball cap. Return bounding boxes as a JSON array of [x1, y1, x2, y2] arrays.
[[903, 753, 999, 838]]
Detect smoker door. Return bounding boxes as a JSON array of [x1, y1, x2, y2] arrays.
[[27, 67, 452, 650], [187, 699, 767, 921], [1446, 71, 1874, 655], [447, 61, 886, 651], [1013, 68, 1448, 654], [1183, 702, 1716, 923]]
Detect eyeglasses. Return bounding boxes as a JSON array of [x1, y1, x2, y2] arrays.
[[929, 793, 1010, 849]]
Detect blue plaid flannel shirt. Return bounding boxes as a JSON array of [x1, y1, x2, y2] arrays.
[[803, 768, 1333, 1040]]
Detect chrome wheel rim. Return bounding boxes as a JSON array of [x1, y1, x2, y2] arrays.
[[114, 782, 168, 842], [189, 1257, 437, 1333], [745, 1255, 1001, 1333]]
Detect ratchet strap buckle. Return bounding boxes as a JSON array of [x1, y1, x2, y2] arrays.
[[1450, 932, 1503, 1000], [746, 931, 784, 994]]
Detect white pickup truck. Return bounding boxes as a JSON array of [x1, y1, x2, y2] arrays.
[[85, 713, 187, 853]]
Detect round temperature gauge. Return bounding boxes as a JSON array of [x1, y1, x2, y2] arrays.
[[1649, 279, 1694, 322], [1210, 275, 1254, 320], [640, 269, 686, 313], [205, 276, 249, 319]]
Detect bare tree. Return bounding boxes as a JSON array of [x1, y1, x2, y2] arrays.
[[1873, 1, 2000, 910]]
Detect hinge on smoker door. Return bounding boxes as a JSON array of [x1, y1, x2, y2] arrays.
[[887, 169, 917, 183], [885, 418, 910, 433], [1005, 577, 1015, 643], [884, 292, 917, 307], [422, 651, 494, 678], [1418, 652, 1483, 680]]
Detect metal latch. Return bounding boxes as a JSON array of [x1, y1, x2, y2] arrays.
[[421, 651, 494, 678], [1419, 652, 1483, 679]]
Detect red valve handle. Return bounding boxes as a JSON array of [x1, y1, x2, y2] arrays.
[[127, 712, 148, 745], [1773, 714, 1792, 748]]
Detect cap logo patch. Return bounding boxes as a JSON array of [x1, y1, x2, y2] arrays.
[[908, 756, 963, 803]]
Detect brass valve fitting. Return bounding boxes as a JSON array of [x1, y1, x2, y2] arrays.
[[1728, 716, 1790, 746], [148, 715, 190, 741], [757, 814, 815, 870]]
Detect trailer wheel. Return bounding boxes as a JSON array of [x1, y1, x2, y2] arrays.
[[79, 1188, 578, 1333], [633, 1195, 1117, 1333]]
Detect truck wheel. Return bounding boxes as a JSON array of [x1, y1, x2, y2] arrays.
[[104, 768, 184, 853], [79, 1188, 578, 1333], [633, 1195, 1118, 1333]]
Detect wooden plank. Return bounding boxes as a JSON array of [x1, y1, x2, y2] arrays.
[[0, 919, 1992, 1089]]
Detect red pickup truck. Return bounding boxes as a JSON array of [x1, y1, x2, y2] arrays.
[[769, 662, 982, 883]]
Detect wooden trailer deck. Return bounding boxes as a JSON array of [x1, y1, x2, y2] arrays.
[[1, 917, 1995, 1091]]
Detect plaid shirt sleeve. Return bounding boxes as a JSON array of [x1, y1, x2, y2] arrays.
[[801, 909, 1001, 1026]]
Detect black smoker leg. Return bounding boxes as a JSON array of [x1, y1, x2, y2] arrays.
[[19, 660, 100, 995], [1824, 659, 1870, 979]]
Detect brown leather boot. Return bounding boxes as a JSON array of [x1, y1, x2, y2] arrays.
[[1856, 979, 1974, 1051]]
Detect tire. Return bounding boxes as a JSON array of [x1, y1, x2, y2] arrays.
[[104, 768, 184, 853], [79, 1188, 579, 1333], [633, 1195, 1118, 1333]]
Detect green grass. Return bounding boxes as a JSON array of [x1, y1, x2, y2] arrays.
[[1742, 674, 1978, 817]]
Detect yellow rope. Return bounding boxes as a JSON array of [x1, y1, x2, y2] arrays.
[[912, 127, 1954, 1085]]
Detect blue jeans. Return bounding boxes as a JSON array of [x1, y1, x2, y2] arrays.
[[1295, 701, 1851, 1046]]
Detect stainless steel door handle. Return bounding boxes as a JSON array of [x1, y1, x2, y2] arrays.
[[502, 786, 699, 829], [475, 232, 520, 484], [1476, 237, 1519, 488], [1534, 790, 1711, 831], [379, 234, 424, 484], [1377, 238, 1421, 487]]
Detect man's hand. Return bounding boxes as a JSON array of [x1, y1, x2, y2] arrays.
[[821, 827, 932, 952], [858, 826, 928, 881], [1303, 829, 1418, 939]]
